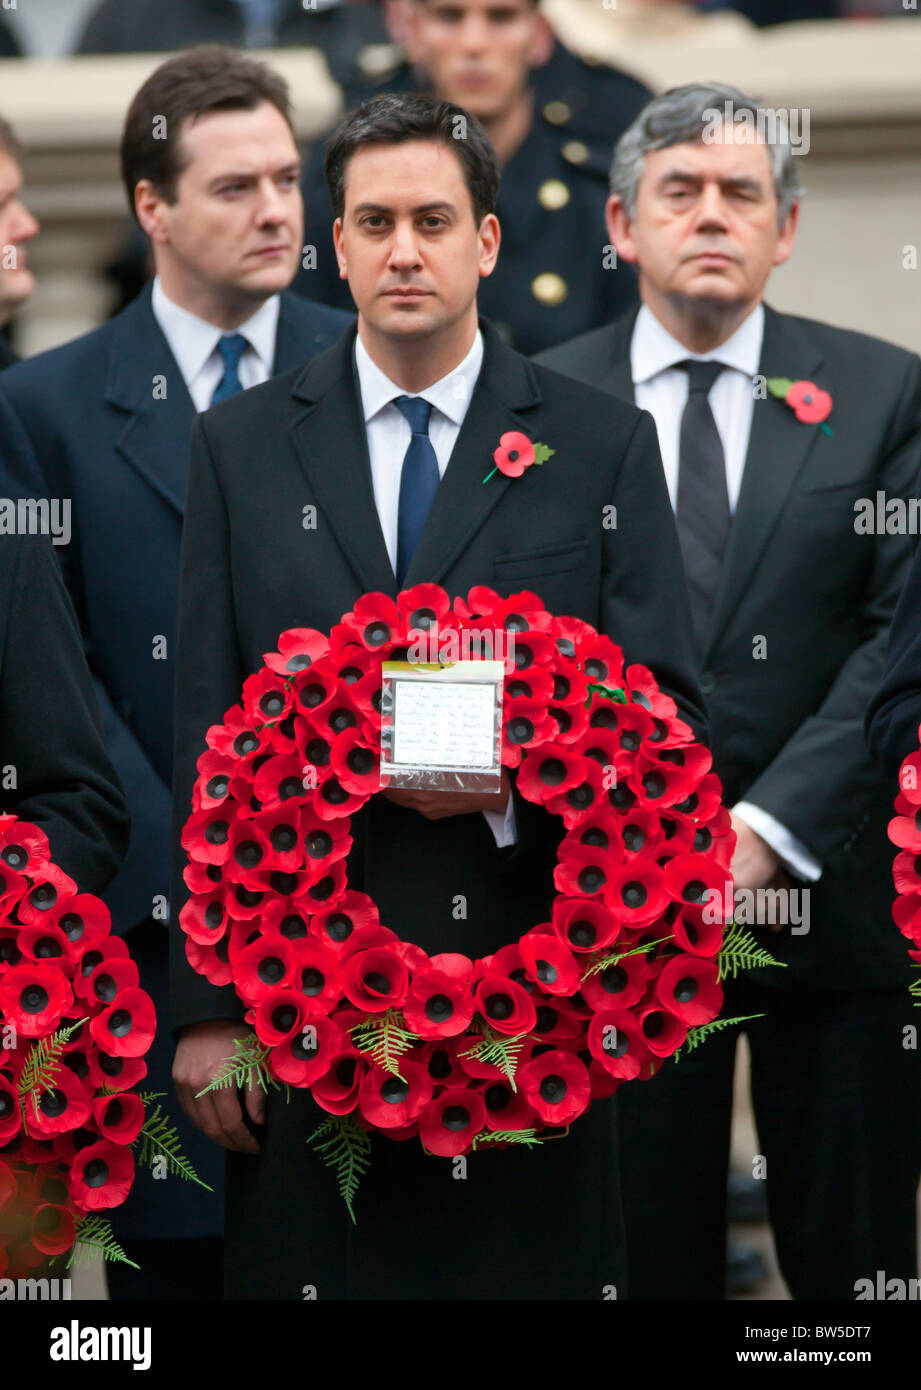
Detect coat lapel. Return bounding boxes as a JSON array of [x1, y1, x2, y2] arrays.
[[404, 320, 542, 588], [105, 287, 196, 516], [286, 321, 543, 598], [596, 308, 638, 405], [288, 329, 396, 596], [703, 304, 826, 657], [272, 291, 349, 373]]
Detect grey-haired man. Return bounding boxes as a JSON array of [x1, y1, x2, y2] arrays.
[[0, 114, 39, 367], [539, 82, 921, 1301]]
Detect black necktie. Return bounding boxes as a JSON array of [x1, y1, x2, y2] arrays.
[[394, 395, 440, 588], [675, 359, 730, 652]]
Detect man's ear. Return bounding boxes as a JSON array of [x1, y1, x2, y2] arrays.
[[477, 212, 501, 279], [605, 194, 639, 266], [134, 180, 169, 244], [332, 216, 349, 282], [529, 13, 556, 68], [772, 200, 799, 269]]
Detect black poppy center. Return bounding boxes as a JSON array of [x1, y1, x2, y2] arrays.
[[539, 1074, 567, 1104], [425, 993, 453, 1023], [674, 976, 699, 1003], [622, 881, 647, 909], [539, 757, 567, 787], [107, 1009, 134, 1038], [258, 956, 285, 984], [21, 983, 49, 1014], [484, 992, 513, 1021], [442, 1104, 471, 1131], [569, 919, 596, 948], [381, 1078, 409, 1105], [83, 1158, 110, 1188]]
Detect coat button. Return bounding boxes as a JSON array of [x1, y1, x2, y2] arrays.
[[531, 272, 568, 306], [538, 178, 571, 210], [543, 100, 572, 125], [562, 139, 590, 165]]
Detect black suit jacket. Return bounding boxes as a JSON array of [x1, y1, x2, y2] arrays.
[[0, 400, 128, 891], [538, 305, 921, 990], [170, 317, 707, 1032], [866, 531, 921, 777], [0, 284, 351, 937]]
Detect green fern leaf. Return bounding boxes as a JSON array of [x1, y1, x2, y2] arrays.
[[196, 1033, 281, 1097], [18, 1017, 88, 1119], [581, 935, 674, 982], [717, 921, 785, 981], [351, 1010, 419, 1080], [672, 1013, 764, 1062], [458, 1027, 528, 1090], [307, 1113, 372, 1224], [67, 1215, 139, 1270], [133, 1092, 213, 1189], [472, 1128, 542, 1149]]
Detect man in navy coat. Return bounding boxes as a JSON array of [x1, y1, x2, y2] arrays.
[[0, 46, 351, 1298]]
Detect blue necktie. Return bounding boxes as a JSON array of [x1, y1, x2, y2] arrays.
[[394, 395, 440, 588], [210, 334, 250, 407], [234, 0, 281, 46]]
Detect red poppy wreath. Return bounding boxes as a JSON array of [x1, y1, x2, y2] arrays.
[[181, 585, 764, 1219], [0, 814, 207, 1280]]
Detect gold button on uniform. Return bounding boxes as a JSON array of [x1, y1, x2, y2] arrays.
[[562, 140, 590, 166], [531, 272, 568, 306], [543, 100, 572, 126], [538, 178, 571, 210]]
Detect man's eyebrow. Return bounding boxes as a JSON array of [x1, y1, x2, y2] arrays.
[[207, 161, 301, 185], [656, 169, 765, 193], [350, 201, 456, 216]]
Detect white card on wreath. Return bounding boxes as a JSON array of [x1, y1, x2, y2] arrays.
[[380, 659, 504, 791]]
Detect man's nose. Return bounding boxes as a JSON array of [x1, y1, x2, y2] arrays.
[[388, 220, 422, 269], [694, 182, 730, 229], [254, 178, 289, 226], [457, 13, 489, 52], [10, 200, 39, 241]]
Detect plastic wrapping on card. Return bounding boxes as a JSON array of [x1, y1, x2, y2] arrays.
[[380, 659, 504, 792]]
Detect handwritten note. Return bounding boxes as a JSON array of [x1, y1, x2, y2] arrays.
[[391, 678, 498, 771]]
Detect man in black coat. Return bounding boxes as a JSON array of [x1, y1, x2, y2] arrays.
[[539, 82, 921, 1300], [170, 91, 706, 1300], [0, 48, 351, 1299], [294, 0, 647, 354], [0, 398, 128, 897]]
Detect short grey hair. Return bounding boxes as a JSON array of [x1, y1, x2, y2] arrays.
[[610, 82, 804, 226]]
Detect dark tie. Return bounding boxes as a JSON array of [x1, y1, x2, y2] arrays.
[[394, 395, 440, 588], [210, 334, 250, 407], [675, 359, 730, 653], [236, 0, 281, 46]]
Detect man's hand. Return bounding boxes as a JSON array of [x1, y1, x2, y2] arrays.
[[729, 812, 782, 892], [382, 767, 512, 820], [173, 1020, 264, 1154]]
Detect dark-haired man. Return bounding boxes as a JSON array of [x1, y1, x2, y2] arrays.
[[0, 114, 40, 367], [294, 0, 648, 353], [170, 90, 706, 1300], [539, 82, 921, 1301], [0, 46, 351, 1299]]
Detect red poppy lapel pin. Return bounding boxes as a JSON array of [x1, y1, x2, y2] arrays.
[[482, 430, 555, 484], [766, 377, 833, 436]]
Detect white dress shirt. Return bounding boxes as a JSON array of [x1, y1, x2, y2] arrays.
[[354, 328, 516, 849], [151, 277, 280, 413], [631, 303, 821, 883]]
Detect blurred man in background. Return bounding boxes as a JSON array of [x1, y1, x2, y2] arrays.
[[0, 116, 40, 367], [295, 0, 649, 353], [0, 45, 351, 1300]]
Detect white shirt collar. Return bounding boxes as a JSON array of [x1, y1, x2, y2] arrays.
[[631, 301, 764, 385], [151, 276, 280, 387], [354, 328, 485, 428]]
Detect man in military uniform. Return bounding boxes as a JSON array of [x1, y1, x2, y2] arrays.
[[295, 0, 648, 353]]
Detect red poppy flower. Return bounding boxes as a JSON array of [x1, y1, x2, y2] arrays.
[[0, 860, 28, 916], [233, 934, 296, 1006], [359, 1060, 433, 1131], [184, 934, 233, 988], [310, 892, 380, 952], [662, 852, 730, 918], [241, 667, 294, 731], [530, 998, 584, 1043], [253, 989, 310, 1047], [517, 747, 591, 806], [587, 1009, 652, 1081], [0, 1075, 20, 1142], [270, 1015, 346, 1086], [605, 857, 670, 927], [492, 431, 535, 478], [205, 703, 264, 762], [418, 1039, 470, 1090], [30, 1203, 76, 1257], [481, 1077, 535, 1132], [333, 593, 402, 656], [580, 951, 649, 1013], [457, 586, 552, 635], [0, 820, 49, 876], [310, 1047, 367, 1115], [671, 906, 724, 958], [473, 974, 537, 1036], [88, 988, 155, 1058], [669, 772, 723, 825], [544, 756, 604, 827], [403, 969, 475, 1039], [16, 863, 77, 926], [330, 729, 381, 797], [518, 1048, 590, 1125], [224, 817, 276, 889], [786, 379, 832, 424], [554, 839, 614, 900], [17, 922, 77, 976], [179, 891, 229, 947], [290, 938, 342, 1016], [182, 803, 239, 867], [0, 962, 73, 1037], [894, 848, 921, 895], [70, 1140, 134, 1211], [518, 933, 580, 996], [575, 633, 625, 693], [264, 628, 329, 677], [546, 697, 589, 747], [502, 697, 556, 768], [84, 1046, 147, 1095], [47, 893, 112, 957], [312, 769, 368, 822], [656, 954, 722, 1027], [551, 896, 622, 954], [341, 946, 409, 1013], [417, 1087, 486, 1156], [637, 1004, 687, 1058]]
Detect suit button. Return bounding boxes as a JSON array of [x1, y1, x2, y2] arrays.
[[532, 272, 568, 306], [701, 673, 716, 695]]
